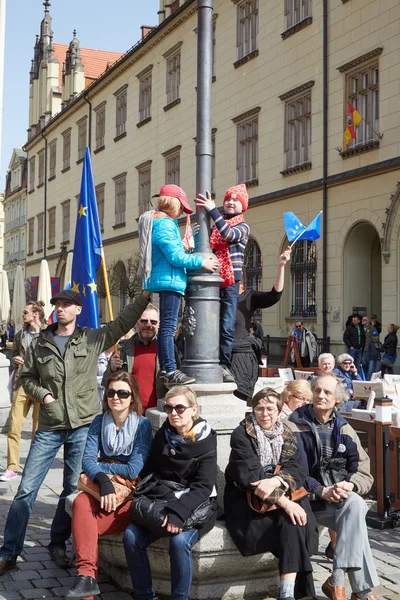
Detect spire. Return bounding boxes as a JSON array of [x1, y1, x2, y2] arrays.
[[43, 1, 51, 13]]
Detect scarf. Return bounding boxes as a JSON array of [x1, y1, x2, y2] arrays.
[[165, 419, 211, 447], [210, 213, 245, 289], [182, 214, 195, 252], [250, 413, 284, 468], [101, 410, 140, 457], [137, 209, 156, 281]]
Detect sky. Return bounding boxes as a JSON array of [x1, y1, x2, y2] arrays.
[[0, 0, 159, 187]]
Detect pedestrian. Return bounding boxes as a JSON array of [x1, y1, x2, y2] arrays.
[[196, 185, 250, 383], [281, 380, 312, 417], [379, 324, 399, 376], [287, 373, 380, 600], [291, 321, 317, 368], [138, 185, 219, 386], [225, 387, 318, 600], [366, 331, 382, 381], [123, 386, 217, 600], [0, 288, 151, 576], [361, 316, 373, 373], [65, 371, 152, 599], [343, 314, 365, 370], [0, 301, 46, 482], [345, 307, 361, 328], [370, 314, 381, 335]]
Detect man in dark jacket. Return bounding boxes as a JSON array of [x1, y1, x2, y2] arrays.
[[287, 373, 379, 600], [343, 315, 365, 370], [0, 289, 150, 577]]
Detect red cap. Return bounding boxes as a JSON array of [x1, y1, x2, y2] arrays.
[[159, 184, 193, 214]]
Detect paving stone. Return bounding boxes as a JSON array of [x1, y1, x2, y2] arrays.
[[0, 592, 21, 599], [39, 568, 68, 578], [99, 582, 118, 592], [31, 578, 60, 588], [3, 580, 33, 591], [23, 553, 50, 562], [20, 589, 54, 599], [56, 575, 77, 586], [50, 586, 71, 596], [15, 561, 44, 571], [10, 570, 40, 581], [23, 547, 50, 555]]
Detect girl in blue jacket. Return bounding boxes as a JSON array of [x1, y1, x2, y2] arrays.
[[138, 184, 219, 386]]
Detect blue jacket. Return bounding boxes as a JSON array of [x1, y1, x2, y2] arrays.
[[144, 216, 203, 294], [332, 366, 361, 393]]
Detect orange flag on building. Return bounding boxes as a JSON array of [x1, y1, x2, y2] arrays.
[[345, 102, 363, 145]]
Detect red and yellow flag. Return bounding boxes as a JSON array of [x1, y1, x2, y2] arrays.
[[345, 102, 363, 145]]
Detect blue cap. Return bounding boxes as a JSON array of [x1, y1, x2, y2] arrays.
[[372, 330, 379, 336]]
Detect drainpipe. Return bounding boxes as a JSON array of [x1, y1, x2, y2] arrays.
[[84, 95, 92, 151], [322, 0, 328, 349], [41, 129, 48, 259]]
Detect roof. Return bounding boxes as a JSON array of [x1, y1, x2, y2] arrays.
[[53, 44, 123, 92]]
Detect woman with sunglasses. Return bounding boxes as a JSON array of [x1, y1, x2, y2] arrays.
[[123, 386, 217, 600], [66, 371, 152, 600]]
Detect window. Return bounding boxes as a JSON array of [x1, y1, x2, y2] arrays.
[[96, 184, 105, 231], [21, 231, 25, 258], [290, 240, 317, 318], [284, 91, 312, 170], [285, 0, 311, 30], [29, 157, 35, 191], [139, 73, 152, 122], [37, 213, 44, 252], [164, 147, 181, 185], [114, 174, 126, 226], [164, 44, 182, 106], [62, 128, 71, 170], [62, 201, 70, 243], [95, 102, 106, 150], [11, 167, 20, 191], [115, 85, 128, 138], [236, 0, 258, 60], [137, 162, 152, 216], [346, 62, 379, 148], [233, 108, 260, 184], [49, 140, 57, 179], [28, 219, 34, 254], [243, 237, 262, 290], [77, 117, 87, 161], [48, 207, 56, 247], [38, 150, 45, 186]]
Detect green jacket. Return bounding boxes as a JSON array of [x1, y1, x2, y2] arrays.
[[20, 294, 149, 431], [11, 326, 42, 395]]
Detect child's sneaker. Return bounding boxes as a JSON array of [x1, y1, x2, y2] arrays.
[[165, 370, 196, 386], [0, 470, 18, 482]]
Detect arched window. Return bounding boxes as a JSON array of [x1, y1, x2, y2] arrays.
[[243, 236, 262, 291], [114, 261, 128, 314], [290, 240, 317, 317]]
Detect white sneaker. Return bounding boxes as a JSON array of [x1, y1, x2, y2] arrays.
[[0, 470, 18, 482]]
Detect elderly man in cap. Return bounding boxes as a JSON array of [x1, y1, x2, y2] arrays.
[[0, 288, 151, 576], [287, 373, 379, 600]]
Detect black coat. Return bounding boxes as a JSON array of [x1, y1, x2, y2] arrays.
[[343, 323, 366, 350], [382, 332, 398, 357], [141, 419, 218, 535]]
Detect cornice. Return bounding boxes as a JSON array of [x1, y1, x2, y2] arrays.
[[136, 64, 153, 80], [337, 47, 383, 73], [232, 106, 261, 124], [279, 80, 315, 101], [162, 145, 182, 157], [163, 41, 183, 60]]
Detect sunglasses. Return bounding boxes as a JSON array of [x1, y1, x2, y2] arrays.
[[140, 319, 159, 325], [163, 404, 191, 415], [106, 389, 132, 399]]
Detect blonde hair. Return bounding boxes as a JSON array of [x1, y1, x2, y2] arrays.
[[281, 380, 312, 407], [158, 195, 181, 216], [165, 385, 200, 418]]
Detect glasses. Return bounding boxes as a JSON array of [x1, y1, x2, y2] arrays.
[[106, 389, 132, 399], [254, 406, 278, 415], [140, 319, 158, 325], [296, 325, 302, 328], [292, 396, 308, 402], [163, 404, 191, 415]]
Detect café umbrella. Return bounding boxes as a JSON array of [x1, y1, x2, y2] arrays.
[[11, 265, 26, 333], [37, 259, 53, 321]]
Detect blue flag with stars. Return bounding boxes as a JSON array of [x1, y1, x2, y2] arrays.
[[71, 147, 102, 328], [284, 211, 322, 243]]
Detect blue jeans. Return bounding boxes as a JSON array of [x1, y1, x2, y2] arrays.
[[0, 425, 89, 559], [367, 359, 380, 381], [348, 348, 362, 370], [158, 291, 181, 373], [123, 523, 199, 600], [220, 283, 240, 368]]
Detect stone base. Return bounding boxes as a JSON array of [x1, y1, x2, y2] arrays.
[[98, 523, 279, 600], [0, 354, 11, 433]]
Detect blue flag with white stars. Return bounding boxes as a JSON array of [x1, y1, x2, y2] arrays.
[[284, 211, 321, 243], [71, 147, 102, 328]]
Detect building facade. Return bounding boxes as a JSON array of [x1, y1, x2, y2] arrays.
[[3, 148, 26, 286], [23, 0, 400, 353]]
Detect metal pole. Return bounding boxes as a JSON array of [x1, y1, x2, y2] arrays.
[[182, 0, 223, 384], [322, 0, 328, 350]]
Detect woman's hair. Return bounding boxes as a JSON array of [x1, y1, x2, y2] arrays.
[[336, 352, 353, 364], [389, 324, 399, 333], [165, 385, 200, 419], [158, 195, 181, 216], [174, 321, 183, 340], [103, 371, 142, 415], [252, 387, 284, 412], [26, 300, 46, 324], [281, 380, 312, 406]]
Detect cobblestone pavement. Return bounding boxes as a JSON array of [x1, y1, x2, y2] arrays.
[[0, 416, 399, 599]]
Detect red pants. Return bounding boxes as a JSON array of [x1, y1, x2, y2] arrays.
[[72, 492, 131, 597]]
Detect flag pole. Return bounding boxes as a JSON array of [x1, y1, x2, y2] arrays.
[[361, 117, 383, 140], [288, 211, 323, 249], [100, 247, 118, 354]]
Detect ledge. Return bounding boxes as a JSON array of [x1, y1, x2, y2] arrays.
[[114, 132, 127, 143], [244, 178, 258, 188], [63, 239, 70, 244], [281, 16, 313, 40], [233, 49, 259, 69], [280, 162, 312, 177], [163, 98, 181, 112], [37, 182, 44, 189], [94, 145, 105, 155], [28, 189, 35, 195], [112, 222, 126, 230], [48, 175, 56, 182], [136, 116, 152, 128], [26, 252, 34, 257], [47, 245, 55, 250], [340, 141, 379, 159], [36, 249, 43, 254], [76, 158, 84, 165], [61, 166, 70, 174]]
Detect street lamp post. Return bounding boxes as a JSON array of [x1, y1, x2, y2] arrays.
[[182, 0, 223, 384]]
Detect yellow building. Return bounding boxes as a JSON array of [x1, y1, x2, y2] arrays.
[[24, 0, 400, 354], [3, 148, 25, 284]]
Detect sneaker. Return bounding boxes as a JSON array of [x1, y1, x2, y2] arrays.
[[0, 470, 18, 482], [65, 575, 100, 598], [165, 370, 196, 386], [49, 547, 70, 569], [222, 368, 235, 383], [0, 557, 16, 576]]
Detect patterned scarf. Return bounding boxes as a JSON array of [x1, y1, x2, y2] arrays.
[[165, 419, 211, 447], [250, 413, 284, 468], [210, 213, 245, 288], [101, 410, 140, 457]]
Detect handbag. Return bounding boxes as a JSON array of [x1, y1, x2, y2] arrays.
[[78, 472, 138, 508], [381, 353, 396, 368], [246, 465, 308, 514]]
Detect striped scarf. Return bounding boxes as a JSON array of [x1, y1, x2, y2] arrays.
[[210, 213, 245, 288]]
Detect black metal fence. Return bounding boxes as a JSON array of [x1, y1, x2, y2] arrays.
[[264, 335, 331, 366]]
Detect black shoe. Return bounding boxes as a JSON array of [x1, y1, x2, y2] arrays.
[[325, 541, 335, 560], [165, 370, 196, 385], [65, 575, 100, 598], [222, 368, 235, 383], [49, 547, 70, 569], [0, 557, 16, 576]]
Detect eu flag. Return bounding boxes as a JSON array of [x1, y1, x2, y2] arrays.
[[71, 147, 102, 328], [284, 211, 321, 243]]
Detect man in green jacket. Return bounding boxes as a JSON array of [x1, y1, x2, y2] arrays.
[[0, 288, 150, 576]]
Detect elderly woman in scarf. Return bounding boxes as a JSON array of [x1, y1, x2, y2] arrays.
[[224, 388, 318, 600]]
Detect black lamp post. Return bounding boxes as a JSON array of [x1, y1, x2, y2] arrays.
[[182, 0, 223, 384]]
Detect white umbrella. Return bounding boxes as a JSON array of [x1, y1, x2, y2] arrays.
[[0, 270, 10, 326], [37, 259, 52, 321], [11, 266, 26, 333], [62, 251, 74, 290]]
